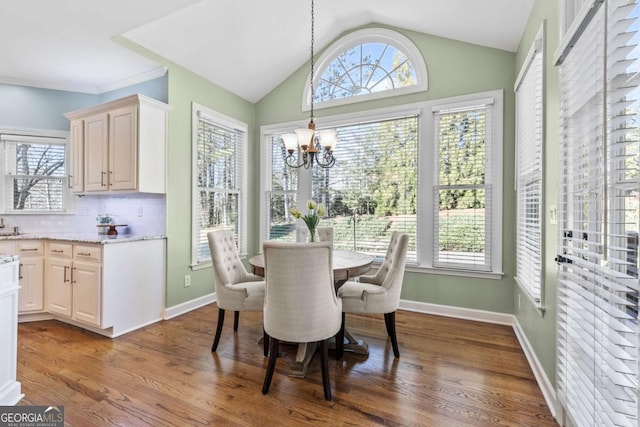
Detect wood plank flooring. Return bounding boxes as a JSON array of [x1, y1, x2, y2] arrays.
[[16, 305, 557, 426]]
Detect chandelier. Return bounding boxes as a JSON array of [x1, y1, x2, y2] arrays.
[[282, 0, 337, 169]]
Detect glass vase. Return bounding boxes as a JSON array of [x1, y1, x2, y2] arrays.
[[308, 228, 319, 242]]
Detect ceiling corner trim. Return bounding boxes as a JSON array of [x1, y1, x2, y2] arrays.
[[96, 66, 168, 94]]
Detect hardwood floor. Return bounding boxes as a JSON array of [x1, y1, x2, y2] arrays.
[[17, 305, 557, 426]]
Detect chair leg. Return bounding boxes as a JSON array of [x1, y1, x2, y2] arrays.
[[336, 312, 345, 360], [263, 328, 269, 357], [262, 337, 279, 395], [320, 339, 332, 401], [384, 312, 400, 358], [233, 311, 240, 332], [211, 308, 226, 352]]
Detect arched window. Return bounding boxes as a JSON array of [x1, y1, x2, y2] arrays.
[[303, 28, 428, 110]]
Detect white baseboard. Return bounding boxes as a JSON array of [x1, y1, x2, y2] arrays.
[[399, 299, 514, 325], [512, 321, 557, 418], [399, 299, 557, 419], [164, 292, 216, 320]]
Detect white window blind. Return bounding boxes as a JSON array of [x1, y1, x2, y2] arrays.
[[557, 1, 640, 426], [432, 102, 493, 271], [515, 31, 544, 305], [192, 108, 246, 265], [1, 134, 68, 212], [266, 134, 299, 241], [264, 115, 418, 261], [311, 116, 418, 261]]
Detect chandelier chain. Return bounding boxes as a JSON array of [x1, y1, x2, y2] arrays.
[[310, 0, 315, 119]]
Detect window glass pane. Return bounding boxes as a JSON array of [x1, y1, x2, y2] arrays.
[[197, 191, 239, 262], [197, 120, 237, 190], [437, 189, 486, 265], [13, 177, 64, 211], [315, 42, 417, 102], [8, 141, 66, 212], [269, 193, 297, 241], [312, 117, 418, 261]]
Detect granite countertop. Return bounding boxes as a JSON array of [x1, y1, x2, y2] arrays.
[[0, 232, 166, 244]]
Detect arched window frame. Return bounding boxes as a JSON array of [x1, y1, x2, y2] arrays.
[[302, 28, 428, 111]]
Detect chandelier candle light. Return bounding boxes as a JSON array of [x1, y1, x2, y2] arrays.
[[290, 201, 326, 242], [282, 0, 337, 169]]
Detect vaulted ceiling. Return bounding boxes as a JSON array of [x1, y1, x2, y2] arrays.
[[1, 0, 534, 103]]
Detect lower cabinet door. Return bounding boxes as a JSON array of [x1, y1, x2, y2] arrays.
[[18, 257, 44, 312], [72, 261, 102, 326], [46, 259, 72, 317]]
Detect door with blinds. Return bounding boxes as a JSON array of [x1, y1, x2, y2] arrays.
[[556, 0, 640, 426]]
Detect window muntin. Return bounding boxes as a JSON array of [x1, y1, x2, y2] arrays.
[[1, 134, 69, 212], [304, 28, 428, 111], [515, 26, 544, 307], [191, 104, 247, 266]]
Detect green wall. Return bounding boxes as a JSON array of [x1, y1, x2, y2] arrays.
[[513, 0, 560, 386], [116, 37, 256, 307], [256, 25, 518, 315]]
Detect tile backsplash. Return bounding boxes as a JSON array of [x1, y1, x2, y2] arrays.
[[5, 194, 166, 236]]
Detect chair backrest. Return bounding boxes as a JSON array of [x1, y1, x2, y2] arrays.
[[262, 241, 342, 343], [207, 230, 252, 290], [296, 226, 334, 244], [370, 232, 409, 303]]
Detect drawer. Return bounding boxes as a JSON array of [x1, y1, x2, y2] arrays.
[[16, 240, 44, 256], [47, 242, 73, 258], [74, 245, 102, 263]]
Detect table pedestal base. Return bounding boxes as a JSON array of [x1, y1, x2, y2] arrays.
[[287, 329, 369, 378]]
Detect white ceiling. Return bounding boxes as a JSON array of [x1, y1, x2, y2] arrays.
[[1, 0, 534, 103]]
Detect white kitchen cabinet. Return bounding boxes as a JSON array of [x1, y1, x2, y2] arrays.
[[46, 242, 102, 327], [0, 241, 44, 313], [65, 94, 170, 194], [0, 257, 22, 405], [40, 238, 165, 337]]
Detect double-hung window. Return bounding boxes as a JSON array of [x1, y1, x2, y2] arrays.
[[514, 25, 545, 306], [431, 93, 503, 273], [0, 132, 70, 212], [191, 104, 247, 266]]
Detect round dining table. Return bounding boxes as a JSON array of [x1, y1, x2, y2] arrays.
[[248, 248, 375, 378], [249, 249, 374, 287]]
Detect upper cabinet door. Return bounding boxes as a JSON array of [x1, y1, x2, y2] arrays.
[[69, 119, 84, 192], [83, 113, 109, 192], [108, 105, 138, 191]]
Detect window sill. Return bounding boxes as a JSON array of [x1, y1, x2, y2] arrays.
[[402, 263, 504, 280]]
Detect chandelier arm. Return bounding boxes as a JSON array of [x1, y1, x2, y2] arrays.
[[285, 152, 308, 169]]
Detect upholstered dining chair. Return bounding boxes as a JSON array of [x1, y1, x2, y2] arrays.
[[207, 230, 267, 356], [261, 241, 342, 401], [336, 231, 409, 359], [296, 226, 334, 244]]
